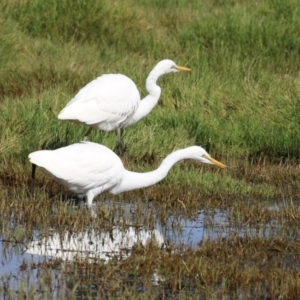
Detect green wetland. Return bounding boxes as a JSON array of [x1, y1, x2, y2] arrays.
[[1, 0, 300, 298]]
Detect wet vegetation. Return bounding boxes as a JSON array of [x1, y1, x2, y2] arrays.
[[1, 0, 300, 298]]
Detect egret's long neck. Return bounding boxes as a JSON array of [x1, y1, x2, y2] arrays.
[[112, 148, 192, 194], [128, 68, 162, 125]]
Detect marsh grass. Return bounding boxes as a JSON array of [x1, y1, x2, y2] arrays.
[[2, 178, 300, 299], [1, 0, 300, 298]]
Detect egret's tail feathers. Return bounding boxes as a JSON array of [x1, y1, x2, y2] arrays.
[[58, 99, 98, 121], [28, 151, 52, 167]]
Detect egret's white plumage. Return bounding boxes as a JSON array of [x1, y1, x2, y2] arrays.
[[29, 142, 226, 207], [58, 59, 191, 133]]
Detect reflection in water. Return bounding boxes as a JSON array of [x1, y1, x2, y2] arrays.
[[0, 225, 165, 297], [26, 227, 164, 261], [0, 200, 283, 298]]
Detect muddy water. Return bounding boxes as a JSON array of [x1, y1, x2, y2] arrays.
[[0, 200, 283, 298]]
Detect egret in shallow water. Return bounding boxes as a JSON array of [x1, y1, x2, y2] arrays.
[[58, 59, 191, 153], [29, 142, 226, 207]]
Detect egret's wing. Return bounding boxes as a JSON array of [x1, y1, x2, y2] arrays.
[[58, 74, 140, 129], [29, 142, 124, 193]]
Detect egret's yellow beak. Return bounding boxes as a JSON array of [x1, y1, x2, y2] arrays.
[[175, 65, 192, 72], [205, 155, 226, 169]]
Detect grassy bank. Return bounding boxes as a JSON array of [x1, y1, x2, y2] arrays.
[[1, 0, 300, 298], [1, 0, 300, 198]]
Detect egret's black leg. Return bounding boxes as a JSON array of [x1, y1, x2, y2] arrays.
[[83, 127, 92, 141], [116, 128, 125, 155], [30, 164, 36, 197]]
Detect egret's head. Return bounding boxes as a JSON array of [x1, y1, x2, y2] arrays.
[[189, 146, 226, 168], [154, 59, 191, 75]]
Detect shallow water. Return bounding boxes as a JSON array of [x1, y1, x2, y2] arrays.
[[0, 199, 291, 298]]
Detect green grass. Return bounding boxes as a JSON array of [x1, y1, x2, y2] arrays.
[[1, 0, 300, 298], [0, 0, 300, 196], [0, 0, 300, 204], [0, 0, 299, 211], [1, 0, 300, 160]]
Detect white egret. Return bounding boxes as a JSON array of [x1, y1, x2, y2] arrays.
[[29, 142, 226, 207], [58, 59, 191, 153]]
